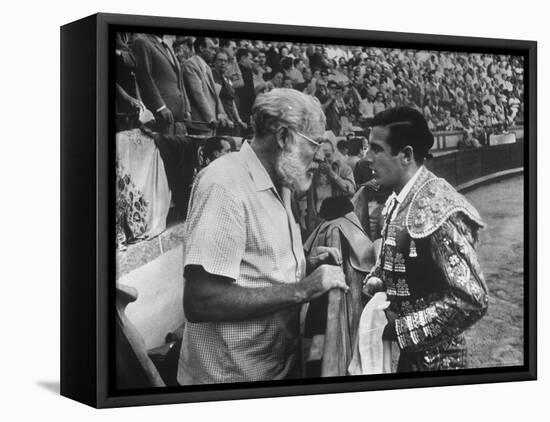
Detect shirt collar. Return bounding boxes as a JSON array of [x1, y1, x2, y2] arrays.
[[394, 165, 425, 204], [238, 141, 274, 192]]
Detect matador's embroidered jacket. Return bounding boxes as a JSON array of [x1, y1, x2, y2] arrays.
[[367, 166, 489, 371]]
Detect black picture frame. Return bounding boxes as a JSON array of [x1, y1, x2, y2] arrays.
[[60, 12, 537, 408]]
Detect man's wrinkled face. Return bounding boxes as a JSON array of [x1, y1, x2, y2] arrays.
[[276, 129, 323, 192], [272, 72, 283, 87], [175, 44, 192, 62], [365, 126, 404, 190], [321, 142, 334, 163], [223, 41, 236, 59], [214, 53, 228, 73], [201, 38, 217, 63], [257, 53, 266, 66], [283, 78, 293, 89], [239, 53, 253, 69]]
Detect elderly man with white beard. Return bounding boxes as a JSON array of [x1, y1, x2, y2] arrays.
[[177, 88, 348, 385]]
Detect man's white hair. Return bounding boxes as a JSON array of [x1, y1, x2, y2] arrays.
[[251, 88, 326, 139]]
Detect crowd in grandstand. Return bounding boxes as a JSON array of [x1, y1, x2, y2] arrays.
[[116, 33, 524, 139], [114, 32, 525, 246]]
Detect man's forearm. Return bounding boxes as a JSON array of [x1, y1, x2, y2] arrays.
[[332, 174, 355, 195], [184, 269, 308, 323], [184, 264, 346, 323]]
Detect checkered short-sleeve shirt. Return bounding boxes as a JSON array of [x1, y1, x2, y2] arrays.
[[177, 142, 306, 385]]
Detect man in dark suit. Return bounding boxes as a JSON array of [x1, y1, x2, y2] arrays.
[[132, 33, 191, 135], [235, 48, 256, 127], [132, 34, 193, 218], [182, 37, 228, 136]]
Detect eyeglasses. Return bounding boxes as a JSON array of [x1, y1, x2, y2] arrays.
[[296, 131, 321, 148]]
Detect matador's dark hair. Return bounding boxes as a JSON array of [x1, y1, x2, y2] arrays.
[[371, 106, 434, 164]]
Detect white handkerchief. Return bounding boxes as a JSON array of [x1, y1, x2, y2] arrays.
[[348, 292, 393, 375]]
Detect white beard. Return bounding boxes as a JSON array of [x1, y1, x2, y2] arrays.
[[276, 146, 313, 193]]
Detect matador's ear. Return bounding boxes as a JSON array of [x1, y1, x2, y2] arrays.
[[401, 145, 414, 163]]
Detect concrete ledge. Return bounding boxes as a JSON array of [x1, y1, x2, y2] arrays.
[[117, 221, 186, 278], [456, 167, 524, 193]]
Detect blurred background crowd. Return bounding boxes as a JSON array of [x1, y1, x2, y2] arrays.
[[116, 33, 524, 140]]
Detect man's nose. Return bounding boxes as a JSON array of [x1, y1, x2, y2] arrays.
[[313, 147, 325, 163]]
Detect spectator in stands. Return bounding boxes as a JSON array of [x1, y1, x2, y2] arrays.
[[346, 137, 368, 172], [281, 57, 300, 85], [269, 71, 284, 89], [252, 50, 271, 87], [282, 76, 294, 89], [308, 45, 326, 70], [201, 136, 233, 167], [358, 92, 375, 124], [212, 51, 247, 136], [295, 67, 314, 93], [320, 68, 330, 84], [373, 91, 386, 114], [235, 48, 256, 126], [448, 113, 464, 130], [219, 38, 244, 89], [312, 139, 356, 216], [292, 58, 307, 83], [508, 89, 521, 121], [132, 33, 191, 135], [325, 83, 347, 135], [115, 32, 143, 132], [182, 37, 229, 136], [173, 37, 194, 63], [337, 139, 349, 158], [457, 130, 481, 150], [314, 79, 331, 109]]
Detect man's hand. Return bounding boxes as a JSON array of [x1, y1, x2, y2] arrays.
[[298, 264, 348, 302], [318, 161, 332, 175], [128, 97, 144, 111], [307, 246, 342, 271], [362, 275, 384, 298], [157, 108, 174, 124], [319, 161, 337, 180]]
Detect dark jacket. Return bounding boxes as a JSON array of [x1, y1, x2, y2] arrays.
[[132, 34, 190, 122]]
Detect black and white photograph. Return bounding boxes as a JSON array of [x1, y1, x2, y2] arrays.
[[4, 0, 547, 418], [113, 28, 528, 390]]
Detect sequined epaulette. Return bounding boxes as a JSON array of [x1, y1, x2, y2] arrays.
[[405, 177, 484, 239]]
